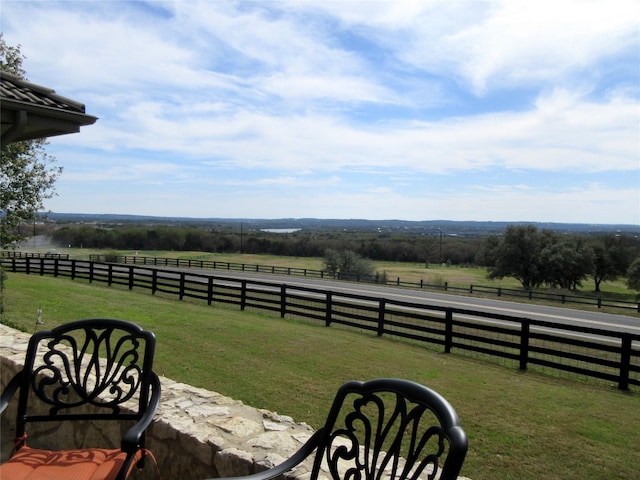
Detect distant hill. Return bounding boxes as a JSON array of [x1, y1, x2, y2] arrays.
[[43, 213, 640, 237]]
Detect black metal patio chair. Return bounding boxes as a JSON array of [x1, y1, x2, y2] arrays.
[[210, 378, 467, 480], [0, 318, 161, 480]]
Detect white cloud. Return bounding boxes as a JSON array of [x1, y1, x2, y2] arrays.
[[52, 87, 637, 176], [2, 0, 638, 224], [301, 0, 639, 94]]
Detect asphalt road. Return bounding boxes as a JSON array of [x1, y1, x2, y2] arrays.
[[191, 268, 640, 336]]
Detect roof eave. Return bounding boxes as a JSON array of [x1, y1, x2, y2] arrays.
[[1, 98, 98, 144]]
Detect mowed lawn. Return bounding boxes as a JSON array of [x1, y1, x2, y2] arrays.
[[1, 272, 639, 480]]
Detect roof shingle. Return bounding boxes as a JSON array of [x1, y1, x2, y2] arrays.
[[1, 71, 97, 144]]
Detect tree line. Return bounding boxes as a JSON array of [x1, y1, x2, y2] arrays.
[[49, 224, 640, 292], [50, 224, 485, 264], [479, 225, 638, 292]]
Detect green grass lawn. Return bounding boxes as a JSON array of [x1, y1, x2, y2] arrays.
[[2, 272, 639, 480]]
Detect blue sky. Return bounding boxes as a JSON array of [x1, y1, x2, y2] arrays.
[[2, 0, 639, 224]]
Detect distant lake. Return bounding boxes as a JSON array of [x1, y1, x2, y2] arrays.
[[260, 228, 301, 233]]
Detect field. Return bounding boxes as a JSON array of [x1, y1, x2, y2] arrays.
[[19, 244, 637, 299], [1, 271, 639, 480]]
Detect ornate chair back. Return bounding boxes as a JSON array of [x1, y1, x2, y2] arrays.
[[1, 318, 161, 480], [309, 378, 468, 480]]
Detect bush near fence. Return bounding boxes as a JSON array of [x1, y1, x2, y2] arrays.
[[2, 256, 639, 391]]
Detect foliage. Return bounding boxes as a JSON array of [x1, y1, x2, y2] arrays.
[[50, 224, 486, 265], [483, 225, 547, 289], [539, 234, 594, 289], [627, 257, 640, 292], [480, 225, 631, 291], [323, 248, 375, 280], [591, 234, 637, 292], [0, 34, 62, 249]]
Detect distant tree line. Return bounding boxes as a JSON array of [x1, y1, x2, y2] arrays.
[[50, 225, 482, 264], [49, 224, 640, 291]]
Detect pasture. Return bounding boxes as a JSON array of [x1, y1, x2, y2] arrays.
[[1, 271, 638, 480]]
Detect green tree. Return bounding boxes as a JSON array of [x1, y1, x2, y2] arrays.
[[626, 257, 640, 292], [540, 235, 594, 290], [1, 34, 62, 249], [323, 248, 375, 280], [590, 235, 634, 292], [484, 225, 546, 290]]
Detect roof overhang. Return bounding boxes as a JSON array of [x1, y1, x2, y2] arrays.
[[1, 71, 97, 146]]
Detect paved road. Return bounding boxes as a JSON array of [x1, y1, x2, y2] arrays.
[[190, 268, 640, 335], [6, 256, 638, 336]]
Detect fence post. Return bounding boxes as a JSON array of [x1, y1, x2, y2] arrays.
[[89, 262, 94, 283], [325, 292, 332, 327], [54, 259, 59, 277], [618, 335, 632, 391], [26, 257, 31, 275], [179, 272, 185, 300], [71, 260, 76, 280], [280, 285, 287, 318], [444, 282, 448, 291], [128, 266, 134, 290], [444, 308, 453, 353], [240, 280, 247, 310], [108, 264, 113, 286], [377, 300, 386, 337], [208, 277, 214, 305], [520, 319, 530, 371], [152, 269, 157, 295]]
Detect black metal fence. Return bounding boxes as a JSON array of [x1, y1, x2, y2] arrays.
[[90, 253, 639, 312], [3, 256, 639, 391], [3, 251, 638, 312]]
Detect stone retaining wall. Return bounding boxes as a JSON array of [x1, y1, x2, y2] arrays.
[[0, 324, 470, 480]]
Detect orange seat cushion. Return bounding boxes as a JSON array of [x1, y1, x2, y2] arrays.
[[0, 446, 142, 480]]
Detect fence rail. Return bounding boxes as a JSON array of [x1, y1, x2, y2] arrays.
[[3, 256, 639, 391], [94, 253, 639, 312], [3, 251, 638, 312]]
